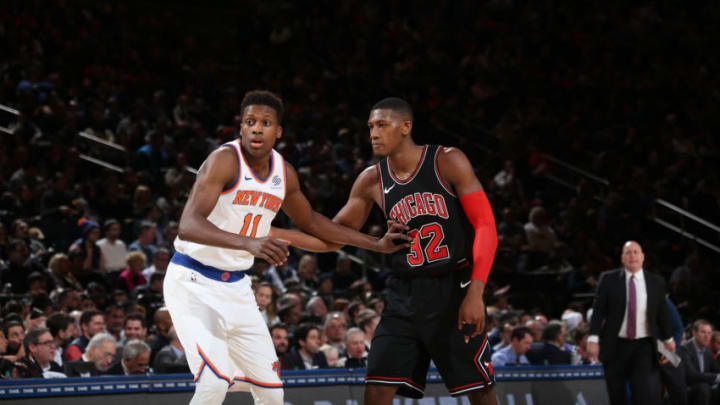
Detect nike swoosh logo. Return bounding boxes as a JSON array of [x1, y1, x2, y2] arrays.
[[384, 184, 395, 194], [460, 280, 471, 288]]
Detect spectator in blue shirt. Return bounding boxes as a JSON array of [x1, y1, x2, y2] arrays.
[[491, 326, 533, 367], [128, 221, 157, 263]]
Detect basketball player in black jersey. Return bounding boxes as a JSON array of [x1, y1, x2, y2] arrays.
[[276, 97, 499, 404]]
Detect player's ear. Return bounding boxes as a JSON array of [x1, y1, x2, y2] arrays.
[[402, 120, 413, 136], [276, 125, 283, 140]]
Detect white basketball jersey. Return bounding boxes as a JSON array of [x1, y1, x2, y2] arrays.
[[174, 139, 287, 271]]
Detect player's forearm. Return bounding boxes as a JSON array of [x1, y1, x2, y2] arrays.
[[268, 227, 339, 253], [302, 211, 380, 251], [177, 214, 251, 251], [460, 190, 498, 282]]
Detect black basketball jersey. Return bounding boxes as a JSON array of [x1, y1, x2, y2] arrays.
[[377, 145, 474, 277]]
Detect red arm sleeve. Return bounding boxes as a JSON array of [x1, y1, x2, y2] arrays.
[[459, 190, 498, 282]]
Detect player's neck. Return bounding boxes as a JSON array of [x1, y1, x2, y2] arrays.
[[241, 146, 272, 179], [388, 143, 424, 180]]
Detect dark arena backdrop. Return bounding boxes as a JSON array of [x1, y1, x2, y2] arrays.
[[1, 1, 719, 404]]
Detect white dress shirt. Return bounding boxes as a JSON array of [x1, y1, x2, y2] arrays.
[[618, 269, 648, 339], [588, 268, 648, 344]]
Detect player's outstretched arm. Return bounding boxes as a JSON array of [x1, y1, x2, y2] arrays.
[[268, 227, 335, 252], [177, 147, 289, 265], [437, 147, 498, 342], [269, 219, 409, 253], [281, 164, 410, 253]]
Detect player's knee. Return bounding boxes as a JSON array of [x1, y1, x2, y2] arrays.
[[364, 384, 398, 403], [467, 387, 498, 405], [253, 387, 284, 405]]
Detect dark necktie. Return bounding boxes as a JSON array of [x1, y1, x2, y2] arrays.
[[627, 275, 636, 339], [698, 349, 705, 373]]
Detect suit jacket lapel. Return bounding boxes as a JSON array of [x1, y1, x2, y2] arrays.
[[685, 342, 700, 370], [617, 269, 626, 316]]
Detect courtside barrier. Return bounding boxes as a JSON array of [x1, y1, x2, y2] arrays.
[[0, 365, 607, 404]]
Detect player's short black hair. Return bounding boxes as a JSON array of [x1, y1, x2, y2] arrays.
[[240, 90, 284, 124], [371, 97, 413, 121]]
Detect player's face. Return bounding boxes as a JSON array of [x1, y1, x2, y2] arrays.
[[240, 105, 282, 160], [368, 109, 412, 157]]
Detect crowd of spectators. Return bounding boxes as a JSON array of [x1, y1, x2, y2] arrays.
[[0, 0, 719, 394]]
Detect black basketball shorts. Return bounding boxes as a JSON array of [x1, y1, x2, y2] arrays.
[[365, 269, 496, 398]]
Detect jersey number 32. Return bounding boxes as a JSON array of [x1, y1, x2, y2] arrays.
[[406, 222, 450, 267]]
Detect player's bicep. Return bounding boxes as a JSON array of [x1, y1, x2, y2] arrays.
[[438, 147, 483, 198], [333, 168, 377, 230], [181, 149, 234, 221], [280, 163, 314, 228], [333, 195, 373, 231]]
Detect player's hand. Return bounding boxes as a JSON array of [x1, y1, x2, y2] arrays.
[[586, 341, 599, 361], [457, 281, 486, 344], [244, 237, 289, 266], [374, 220, 412, 253]]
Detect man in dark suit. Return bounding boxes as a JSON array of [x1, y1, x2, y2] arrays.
[[282, 323, 328, 370], [679, 319, 720, 405], [587, 240, 675, 405], [153, 326, 190, 374], [526, 321, 572, 365], [12, 327, 64, 378]]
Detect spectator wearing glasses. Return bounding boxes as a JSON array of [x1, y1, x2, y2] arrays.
[[12, 327, 65, 378], [64, 333, 116, 377], [107, 339, 151, 375]]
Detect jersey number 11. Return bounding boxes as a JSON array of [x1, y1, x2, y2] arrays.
[[239, 214, 262, 238]]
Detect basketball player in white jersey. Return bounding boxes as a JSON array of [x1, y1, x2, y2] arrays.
[[165, 90, 410, 405]]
